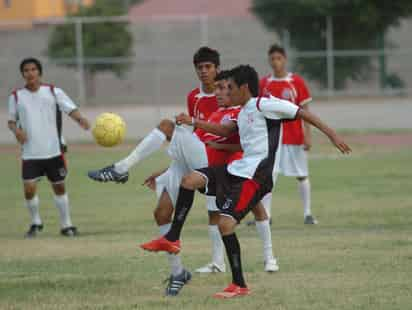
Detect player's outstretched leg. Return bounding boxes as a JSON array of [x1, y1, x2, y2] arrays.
[[88, 119, 174, 183], [213, 216, 250, 299]]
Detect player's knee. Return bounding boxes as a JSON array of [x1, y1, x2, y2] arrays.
[[52, 183, 66, 196], [218, 216, 236, 236], [297, 176, 307, 182], [252, 204, 268, 221], [24, 183, 36, 200], [154, 207, 172, 225], [208, 211, 220, 225], [181, 173, 205, 190], [157, 119, 175, 140]]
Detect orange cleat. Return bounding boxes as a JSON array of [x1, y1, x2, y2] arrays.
[[213, 283, 250, 299], [140, 236, 181, 254]]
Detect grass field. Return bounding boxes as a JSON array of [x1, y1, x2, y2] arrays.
[[1, 132, 412, 310]]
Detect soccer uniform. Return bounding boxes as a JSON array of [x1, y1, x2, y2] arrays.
[[260, 73, 312, 177], [155, 86, 219, 209], [196, 97, 299, 222], [8, 85, 77, 183]]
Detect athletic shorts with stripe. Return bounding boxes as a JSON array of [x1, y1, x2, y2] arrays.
[[196, 162, 273, 223], [22, 155, 67, 184]]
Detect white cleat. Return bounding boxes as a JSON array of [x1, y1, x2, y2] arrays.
[[195, 262, 226, 273], [264, 258, 280, 273]]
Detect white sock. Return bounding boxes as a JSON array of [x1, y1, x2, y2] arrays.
[[159, 223, 183, 276], [208, 225, 225, 267], [115, 128, 166, 174], [298, 178, 311, 217], [25, 195, 42, 225], [54, 194, 73, 229], [261, 192, 272, 219], [255, 220, 274, 262]]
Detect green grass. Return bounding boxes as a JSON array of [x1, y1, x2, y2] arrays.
[[1, 140, 412, 310]]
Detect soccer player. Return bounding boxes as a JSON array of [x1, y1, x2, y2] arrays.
[[259, 44, 316, 224], [7, 58, 90, 238], [140, 65, 351, 298]]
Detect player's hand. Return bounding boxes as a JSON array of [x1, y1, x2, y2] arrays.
[[142, 173, 159, 191], [303, 136, 312, 151], [15, 128, 27, 145], [78, 117, 90, 130], [330, 134, 351, 154], [175, 113, 193, 126]]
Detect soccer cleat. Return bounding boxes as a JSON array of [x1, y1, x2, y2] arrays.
[[304, 215, 318, 225], [195, 262, 226, 273], [140, 236, 181, 254], [213, 283, 250, 299], [25, 224, 43, 238], [61, 226, 78, 237], [165, 269, 192, 296], [264, 258, 279, 273], [87, 165, 129, 184]]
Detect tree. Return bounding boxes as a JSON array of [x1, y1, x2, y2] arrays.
[[47, 0, 134, 98], [251, 0, 412, 90]]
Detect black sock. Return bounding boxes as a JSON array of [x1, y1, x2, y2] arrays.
[[222, 233, 246, 288], [165, 187, 195, 242]]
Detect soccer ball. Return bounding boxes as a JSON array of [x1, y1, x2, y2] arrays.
[[92, 113, 126, 147]]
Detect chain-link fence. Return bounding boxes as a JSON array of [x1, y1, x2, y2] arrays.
[[1, 14, 412, 107]]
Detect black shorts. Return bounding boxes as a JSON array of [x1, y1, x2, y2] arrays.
[[196, 164, 273, 223], [22, 155, 67, 183]]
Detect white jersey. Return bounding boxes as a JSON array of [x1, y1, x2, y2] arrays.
[[227, 97, 299, 179], [8, 85, 77, 160]]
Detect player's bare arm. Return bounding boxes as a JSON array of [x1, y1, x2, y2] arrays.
[[8, 120, 27, 144], [175, 113, 237, 137], [296, 109, 351, 154], [69, 109, 90, 130], [301, 104, 312, 151], [206, 141, 242, 152], [143, 168, 168, 190]]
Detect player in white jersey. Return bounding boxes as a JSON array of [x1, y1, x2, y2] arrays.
[[7, 58, 90, 238], [140, 65, 351, 298]]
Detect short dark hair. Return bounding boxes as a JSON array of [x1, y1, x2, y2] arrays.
[[193, 46, 220, 67], [20, 58, 43, 75], [268, 44, 286, 56], [229, 65, 259, 97], [215, 70, 231, 81]]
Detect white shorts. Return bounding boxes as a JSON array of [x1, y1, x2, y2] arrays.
[[278, 145, 309, 177], [155, 125, 218, 211]]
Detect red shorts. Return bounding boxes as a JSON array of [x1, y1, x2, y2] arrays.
[[206, 147, 242, 167]]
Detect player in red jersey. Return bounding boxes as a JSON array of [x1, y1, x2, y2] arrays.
[[259, 44, 317, 225]]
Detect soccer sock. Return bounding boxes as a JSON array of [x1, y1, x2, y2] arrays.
[[164, 187, 195, 242], [54, 194, 73, 229], [255, 220, 274, 262], [114, 128, 166, 174], [261, 192, 272, 219], [208, 225, 225, 267], [159, 223, 183, 276], [25, 195, 42, 225], [222, 233, 246, 288], [298, 178, 311, 217]]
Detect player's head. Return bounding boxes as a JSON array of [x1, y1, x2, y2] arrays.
[[268, 44, 287, 75], [193, 47, 220, 88], [20, 58, 42, 85], [228, 65, 259, 106], [214, 70, 231, 108]]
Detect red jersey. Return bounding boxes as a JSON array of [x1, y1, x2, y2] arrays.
[[187, 87, 219, 138], [259, 73, 312, 145], [197, 106, 243, 166]]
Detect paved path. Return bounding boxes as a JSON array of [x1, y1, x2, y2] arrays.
[[1, 98, 411, 144]]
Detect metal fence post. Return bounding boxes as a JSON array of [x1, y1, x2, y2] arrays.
[[75, 18, 86, 105], [326, 15, 335, 96], [200, 14, 209, 46]]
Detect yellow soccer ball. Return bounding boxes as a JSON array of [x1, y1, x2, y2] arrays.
[[92, 113, 126, 147]]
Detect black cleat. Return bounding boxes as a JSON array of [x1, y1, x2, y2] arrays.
[[61, 226, 78, 237], [87, 165, 129, 184], [304, 215, 318, 225], [165, 269, 192, 296], [25, 224, 43, 238]]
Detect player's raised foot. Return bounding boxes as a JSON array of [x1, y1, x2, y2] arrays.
[[87, 165, 129, 184], [304, 215, 318, 225], [61, 226, 78, 237], [195, 262, 226, 273], [25, 224, 43, 238], [165, 269, 192, 296], [213, 283, 250, 299], [264, 258, 279, 273], [140, 236, 181, 254]]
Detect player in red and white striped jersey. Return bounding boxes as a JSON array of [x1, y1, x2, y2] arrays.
[[259, 44, 317, 225]]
